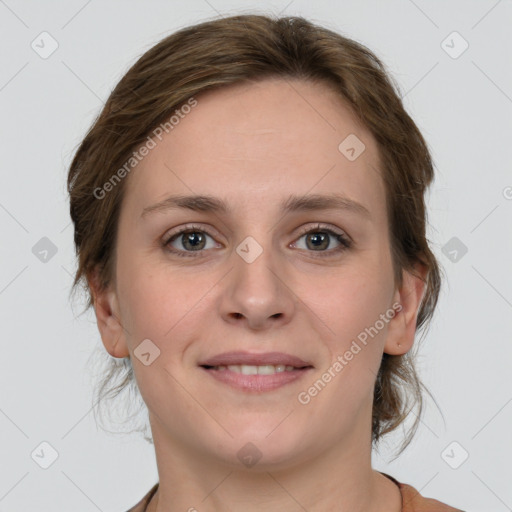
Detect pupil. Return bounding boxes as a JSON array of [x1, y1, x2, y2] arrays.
[[308, 232, 328, 250], [185, 232, 204, 250]]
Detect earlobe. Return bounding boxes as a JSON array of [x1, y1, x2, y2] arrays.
[[384, 263, 427, 356], [88, 269, 130, 359]]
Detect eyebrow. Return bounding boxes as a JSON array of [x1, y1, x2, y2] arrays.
[[140, 193, 371, 219]]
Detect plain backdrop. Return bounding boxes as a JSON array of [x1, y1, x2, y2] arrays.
[[1, 1, 511, 511]]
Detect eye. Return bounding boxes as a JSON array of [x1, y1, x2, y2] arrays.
[[163, 225, 219, 257], [291, 224, 352, 257], [162, 223, 352, 258]]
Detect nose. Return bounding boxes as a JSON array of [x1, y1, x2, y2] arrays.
[[219, 243, 296, 331]]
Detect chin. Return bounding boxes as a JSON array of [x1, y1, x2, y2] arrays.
[[218, 426, 307, 470]]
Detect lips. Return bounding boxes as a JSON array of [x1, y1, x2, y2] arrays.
[[199, 351, 314, 393], [198, 351, 313, 368]]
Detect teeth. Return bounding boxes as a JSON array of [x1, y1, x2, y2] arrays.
[[212, 364, 297, 374]]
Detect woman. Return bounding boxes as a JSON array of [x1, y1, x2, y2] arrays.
[[67, 14, 464, 512]]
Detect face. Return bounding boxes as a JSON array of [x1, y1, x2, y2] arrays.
[[93, 77, 423, 471]]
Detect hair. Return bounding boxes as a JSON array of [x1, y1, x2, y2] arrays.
[[67, 13, 444, 458]]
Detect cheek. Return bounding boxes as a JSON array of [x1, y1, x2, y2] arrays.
[[305, 266, 391, 334], [302, 268, 393, 379], [117, 260, 214, 353], [301, 281, 391, 423]]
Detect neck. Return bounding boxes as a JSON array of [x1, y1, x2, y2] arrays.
[[145, 411, 402, 512]]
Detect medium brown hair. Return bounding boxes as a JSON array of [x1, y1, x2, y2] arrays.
[[67, 13, 444, 457]]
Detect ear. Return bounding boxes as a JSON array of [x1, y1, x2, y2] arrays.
[[88, 268, 130, 359], [384, 263, 428, 356]]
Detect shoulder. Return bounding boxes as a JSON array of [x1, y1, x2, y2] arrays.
[[124, 477, 467, 512], [125, 483, 159, 512], [379, 472, 465, 512], [398, 481, 465, 512]]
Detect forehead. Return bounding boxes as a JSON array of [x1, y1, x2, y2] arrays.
[[122, 77, 385, 220]]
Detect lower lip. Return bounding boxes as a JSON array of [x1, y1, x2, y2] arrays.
[[200, 367, 313, 392]]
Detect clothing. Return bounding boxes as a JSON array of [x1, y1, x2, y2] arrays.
[[126, 482, 158, 512], [126, 471, 464, 511], [380, 472, 465, 511]]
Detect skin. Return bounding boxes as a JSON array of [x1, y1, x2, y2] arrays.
[[90, 77, 426, 512]]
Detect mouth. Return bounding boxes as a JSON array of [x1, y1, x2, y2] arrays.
[[198, 351, 314, 392], [198, 350, 313, 369], [200, 363, 312, 374]]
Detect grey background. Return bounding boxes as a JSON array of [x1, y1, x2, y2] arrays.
[[1, 1, 511, 511]]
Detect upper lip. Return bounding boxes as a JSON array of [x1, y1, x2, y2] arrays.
[[199, 351, 313, 368]]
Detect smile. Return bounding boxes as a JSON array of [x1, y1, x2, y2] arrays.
[[200, 365, 313, 392], [204, 364, 298, 374]]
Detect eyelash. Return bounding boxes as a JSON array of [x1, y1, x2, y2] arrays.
[[162, 223, 352, 259]]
